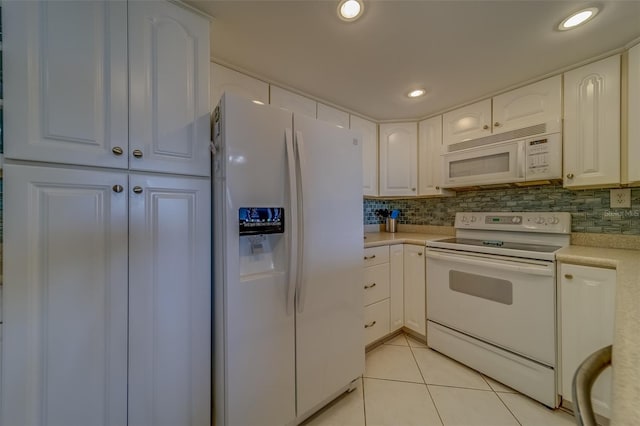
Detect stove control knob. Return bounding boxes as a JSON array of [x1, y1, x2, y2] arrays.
[[549, 216, 560, 225], [461, 215, 469, 224], [535, 216, 546, 224], [470, 216, 477, 223], [511, 216, 522, 224]]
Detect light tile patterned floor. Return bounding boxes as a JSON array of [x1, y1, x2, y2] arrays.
[[303, 334, 575, 426]]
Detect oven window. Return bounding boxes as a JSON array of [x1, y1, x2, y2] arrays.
[[449, 152, 510, 178], [449, 270, 513, 305]]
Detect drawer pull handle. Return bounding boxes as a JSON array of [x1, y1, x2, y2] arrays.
[[565, 274, 574, 279], [364, 321, 376, 329], [112, 146, 123, 156], [364, 282, 377, 289], [364, 255, 376, 260], [132, 149, 144, 159]]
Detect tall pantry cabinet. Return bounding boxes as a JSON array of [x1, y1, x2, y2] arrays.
[[1, 1, 211, 425]]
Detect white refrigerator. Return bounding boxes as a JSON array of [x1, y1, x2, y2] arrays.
[[213, 93, 364, 426]]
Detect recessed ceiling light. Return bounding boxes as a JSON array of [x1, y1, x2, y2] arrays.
[[559, 7, 599, 30], [252, 100, 265, 105], [337, 0, 364, 22], [407, 89, 426, 98]]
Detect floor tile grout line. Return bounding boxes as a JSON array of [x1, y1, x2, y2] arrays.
[[495, 390, 524, 426], [408, 341, 445, 426], [362, 376, 426, 386], [361, 376, 368, 426]]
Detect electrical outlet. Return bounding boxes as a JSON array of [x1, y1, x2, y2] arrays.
[[610, 188, 631, 208]]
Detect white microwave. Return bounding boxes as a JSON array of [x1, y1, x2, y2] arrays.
[[441, 133, 561, 188]]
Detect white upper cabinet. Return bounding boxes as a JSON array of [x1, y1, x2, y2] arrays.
[[492, 75, 562, 134], [351, 115, 378, 196], [628, 43, 640, 184], [129, 0, 211, 177], [418, 115, 453, 197], [3, 0, 128, 168], [317, 103, 349, 128], [564, 55, 621, 188], [270, 86, 317, 119], [443, 77, 562, 147], [211, 63, 269, 109], [379, 122, 418, 196], [443, 99, 492, 146]]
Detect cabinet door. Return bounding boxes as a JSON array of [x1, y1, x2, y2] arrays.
[[492, 75, 562, 134], [129, 1, 211, 177], [1, 164, 128, 426], [418, 116, 453, 197], [564, 55, 621, 188], [403, 245, 426, 336], [628, 43, 640, 184], [389, 245, 405, 332], [3, 0, 128, 168], [351, 115, 378, 196], [317, 103, 349, 128], [379, 122, 418, 196], [560, 264, 615, 419], [128, 173, 211, 426], [270, 86, 317, 119], [442, 99, 492, 146], [211, 63, 269, 109]]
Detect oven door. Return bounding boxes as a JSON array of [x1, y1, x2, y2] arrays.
[[442, 140, 525, 187], [426, 248, 555, 366]]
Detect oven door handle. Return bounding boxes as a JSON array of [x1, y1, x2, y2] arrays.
[[425, 250, 554, 277]]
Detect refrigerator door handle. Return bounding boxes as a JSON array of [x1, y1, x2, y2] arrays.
[[294, 130, 308, 314], [285, 129, 298, 316]]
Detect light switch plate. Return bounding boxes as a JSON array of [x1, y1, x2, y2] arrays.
[[610, 188, 631, 208]]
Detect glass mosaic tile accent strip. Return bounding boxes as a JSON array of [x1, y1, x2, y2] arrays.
[[364, 186, 640, 235]]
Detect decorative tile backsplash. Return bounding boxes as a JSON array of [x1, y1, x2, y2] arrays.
[[364, 185, 640, 235]]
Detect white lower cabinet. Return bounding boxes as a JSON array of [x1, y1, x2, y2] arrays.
[[363, 246, 391, 345], [404, 245, 426, 336], [389, 245, 405, 332], [559, 263, 616, 419], [363, 243, 427, 344], [364, 299, 391, 345], [1, 164, 211, 426]]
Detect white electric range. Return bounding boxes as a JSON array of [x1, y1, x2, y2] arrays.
[[425, 212, 571, 408]]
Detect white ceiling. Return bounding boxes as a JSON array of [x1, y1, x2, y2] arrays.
[[186, 0, 640, 121]]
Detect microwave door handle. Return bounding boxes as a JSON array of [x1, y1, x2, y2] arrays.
[[518, 143, 526, 178], [425, 250, 554, 277]]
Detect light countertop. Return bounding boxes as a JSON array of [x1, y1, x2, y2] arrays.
[[364, 232, 450, 248], [556, 246, 640, 425]]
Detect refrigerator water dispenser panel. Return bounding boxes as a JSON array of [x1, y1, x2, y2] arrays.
[[239, 207, 285, 236]]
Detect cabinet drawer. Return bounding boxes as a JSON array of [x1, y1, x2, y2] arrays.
[[364, 263, 390, 306], [364, 245, 389, 267], [364, 299, 390, 345]]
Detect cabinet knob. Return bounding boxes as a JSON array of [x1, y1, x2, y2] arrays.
[[364, 282, 377, 290], [132, 149, 144, 159], [418, 252, 423, 256], [112, 146, 124, 156], [112, 184, 124, 193], [364, 321, 376, 329], [132, 186, 144, 194], [411, 187, 416, 191], [483, 125, 489, 130], [566, 173, 574, 179], [494, 122, 500, 127], [436, 186, 440, 190], [564, 274, 573, 279]]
